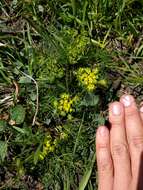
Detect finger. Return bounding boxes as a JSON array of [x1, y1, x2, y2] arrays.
[[96, 126, 113, 190], [109, 102, 131, 190], [120, 95, 143, 189], [140, 103, 143, 121]]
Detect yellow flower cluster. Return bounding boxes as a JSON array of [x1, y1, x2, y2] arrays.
[[76, 67, 99, 91], [39, 129, 69, 160], [54, 93, 79, 116], [39, 135, 55, 160]]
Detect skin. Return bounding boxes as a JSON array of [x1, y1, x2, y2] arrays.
[[96, 94, 143, 190]]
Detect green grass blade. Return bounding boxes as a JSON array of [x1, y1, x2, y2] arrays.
[[79, 152, 96, 190], [71, 0, 76, 15]]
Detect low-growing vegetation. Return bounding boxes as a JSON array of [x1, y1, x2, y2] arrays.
[[0, 0, 143, 189]]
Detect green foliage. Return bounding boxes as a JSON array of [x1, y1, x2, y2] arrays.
[[79, 153, 96, 190], [0, 141, 8, 162], [37, 56, 64, 83], [66, 30, 90, 64], [0, 120, 7, 132], [0, 0, 143, 189], [10, 105, 26, 125], [80, 93, 99, 107]]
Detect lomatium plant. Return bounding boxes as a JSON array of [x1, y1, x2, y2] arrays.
[[39, 134, 56, 160], [39, 128, 69, 161], [54, 93, 79, 117], [76, 67, 99, 91]]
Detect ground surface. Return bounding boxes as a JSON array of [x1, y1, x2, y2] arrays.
[[0, 0, 143, 189]]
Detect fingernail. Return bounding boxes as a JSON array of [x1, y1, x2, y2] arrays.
[[121, 95, 133, 107], [140, 106, 143, 113], [112, 104, 121, 115], [99, 127, 107, 137]]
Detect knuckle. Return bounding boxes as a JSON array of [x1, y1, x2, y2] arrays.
[[130, 136, 143, 149], [110, 120, 122, 126], [97, 146, 112, 173], [97, 143, 108, 149], [112, 143, 128, 157], [99, 159, 112, 173], [126, 108, 138, 117], [109, 118, 123, 126]]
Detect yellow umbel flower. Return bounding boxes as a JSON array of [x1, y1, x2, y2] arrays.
[[39, 135, 55, 160], [76, 67, 99, 91], [54, 93, 79, 116]]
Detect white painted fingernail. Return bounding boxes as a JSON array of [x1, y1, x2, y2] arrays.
[[99, 127, 107, 137], [122, 95, 133, 107], [140, 106, 143, 113], [112, 104, 121, 115]]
